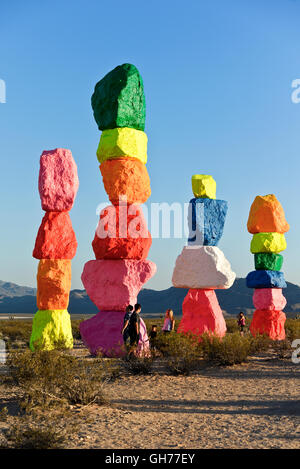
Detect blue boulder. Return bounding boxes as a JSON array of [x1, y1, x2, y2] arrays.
[[188, 198, 228, 246], [246, 270, 287, 289]]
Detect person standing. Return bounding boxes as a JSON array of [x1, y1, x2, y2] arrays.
[[162, 309, 175, 333], [121, 305, 134, 345], [128, 303, 141, 348], [237, 312, 246, 335]]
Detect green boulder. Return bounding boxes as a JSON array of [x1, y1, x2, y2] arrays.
[[254, 253, 283, 271], [91, 63, 146, 131]]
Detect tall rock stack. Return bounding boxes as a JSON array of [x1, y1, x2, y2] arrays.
[[172, 175, 236, 337], [79, 64, 156, 356], [30, 148, 79, 351], [246, 194, 289, 340]]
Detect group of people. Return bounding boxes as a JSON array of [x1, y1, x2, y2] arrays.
[[121, 307, 247, 352], [121, 306, 176, 353]]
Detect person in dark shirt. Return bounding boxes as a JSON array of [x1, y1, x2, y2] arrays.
[[121, 305, 133, 345], [149, 325, 157, 350], [128, 303, 141, 347]]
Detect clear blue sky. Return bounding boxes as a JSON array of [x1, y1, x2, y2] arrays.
[[0, 0, 300, 291]]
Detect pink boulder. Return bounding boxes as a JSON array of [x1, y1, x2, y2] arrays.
[[79, 311, 125, 356], [250, 309, 286, 340], [178, 289, 226, 338], [253, 288, 287, 311], [81, 259, 156, 311], [39, 148, 79, 211]]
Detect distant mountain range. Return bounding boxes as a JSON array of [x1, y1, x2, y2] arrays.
[[0, 279, 300, 318]]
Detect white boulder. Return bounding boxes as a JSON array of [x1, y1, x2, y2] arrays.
[[172, 246, 236, 289]]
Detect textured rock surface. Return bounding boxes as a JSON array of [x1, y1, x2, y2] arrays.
[[246, 270, 287, 289], [191, 175, 216, 199], [92, 204, 151, 259], [253, 288, 287, 311], [254, 253, 283, 271], [33, 211, 77, 259], [250, 232, 287, 254], [247, 194, 289, 234], [37, 259, 72, 310], [97, 128, 147, 164], [39, 148, 79, 211], [188, 198, 228, 246], [250, 309, 286, 340], [81, 259, 156, 311], [172, 246, 236, 289], [30, 309, 73, 351], [100, 158, 151, 204], [79, 311, 125, 356], [178, 289, 226, 338], [91, 63, 146, 131]]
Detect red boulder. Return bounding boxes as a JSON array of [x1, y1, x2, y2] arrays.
[[33, 211, 77, 259], [92, 204, 152, 259], [250, 309, 286, 340], [178, 289, 227, 338]]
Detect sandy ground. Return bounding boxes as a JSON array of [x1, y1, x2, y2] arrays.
[[0, 344, 299, 449]]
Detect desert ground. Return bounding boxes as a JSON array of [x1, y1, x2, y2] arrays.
[[0, 319, 299, 449]]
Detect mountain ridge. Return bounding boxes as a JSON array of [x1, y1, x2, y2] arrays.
[[0, 278, 299, 317]]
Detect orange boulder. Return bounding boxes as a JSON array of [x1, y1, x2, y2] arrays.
[[37, 259, 71, 310], [100, 158, 151, 204], [250, 309, 286, 340], [247, 194, 289, 234]]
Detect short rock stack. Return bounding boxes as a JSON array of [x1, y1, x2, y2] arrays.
[[172, 175, 236, 337], [79, 64, 156, 356], [30, 148, 79, 350], [246, 194, 289, 340]]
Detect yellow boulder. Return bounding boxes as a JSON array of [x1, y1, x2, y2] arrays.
[[250, 232, 287, 254], [97, 127, 147, 164], [30, 309, 73, 351], [192, 174, 216, 199]]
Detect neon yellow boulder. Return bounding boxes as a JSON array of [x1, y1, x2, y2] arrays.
[[192, 174, 216, 199], [250, 232, 287, 254], [97, 127, 147, 164], [30, 309, 73, 351]]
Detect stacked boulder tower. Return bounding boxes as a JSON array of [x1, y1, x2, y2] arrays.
[[172, 175, 236, 338], [30, 149, 79, 351], [79, 64, 156, 356], [246, 194, 289, 340]]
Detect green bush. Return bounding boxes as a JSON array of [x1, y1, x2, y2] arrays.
[[200, 332, 253, 366], [122, 354, 154, 375]]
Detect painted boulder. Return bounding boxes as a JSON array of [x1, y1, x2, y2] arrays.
[[97, 127, 147, 164], [33, 211, 77, 259], [250, 232, 287, 254], [250, 309, 286, 340], [39, 148, 79, 211], [246, 270, 287, 289], [91, 63, 146, 131], [247, 194, 289, 234], [30, 309, 73, 351], [253, 288, 287, 311], [100, 158, 151, 205], [81, 259, 156, 311], [92, 204, 152, 260], [254, 253, 283, 271], [37, 259, 72, 310], [178, 289, 226, 338], [172, 246, 236, 289], [188, 198, 228, 246]]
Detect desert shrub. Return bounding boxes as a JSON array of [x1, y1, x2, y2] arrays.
[[248, 333, 271, 354], [225, 318, 239, 333], [3, 414, 73, 449], [285, 319, 300, 342], [7, 349, 108, 410], [0, 320, 32, 344], [122, 353, 154, 375], [0, 407, 8, 422], [200, 332, 252, 366], [71, 319, 83, 340], [155, 332, 200, 375]]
